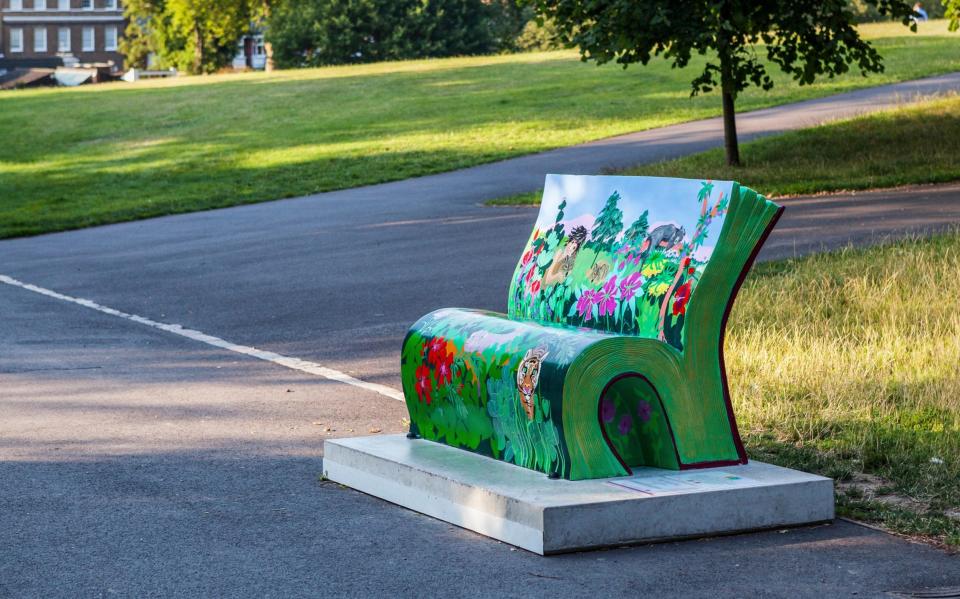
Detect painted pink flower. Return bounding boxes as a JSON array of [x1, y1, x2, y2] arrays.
[[596, 276, 618, 317], [637, 400, 652, 423], [618, 414, 633, 435], [619, 272, 644, 302], [601, 399, 616, 423], [577, 290, 597, 322]]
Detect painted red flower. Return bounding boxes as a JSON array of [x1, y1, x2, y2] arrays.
[[521, 249, 534, 265], [414, 364, 433, 404], [435, 358, 453, 386], [427, 337, 446, 364], [530, 279, 541, 294], [672, 280, 693, 316], [525, 265, 535, 282]]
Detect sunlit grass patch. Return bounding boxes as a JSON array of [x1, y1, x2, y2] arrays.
[[488, 93, 960, 205], [728, 232, 960, 547]]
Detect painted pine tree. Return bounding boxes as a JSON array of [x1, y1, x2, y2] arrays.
[[623, 209, 649, 246], [590, 192, 623, 250]]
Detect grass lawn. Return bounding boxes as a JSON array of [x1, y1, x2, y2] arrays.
[[2, 21, 960, 238], [489, 92, 960, 206], [728, 233, 960, 548]]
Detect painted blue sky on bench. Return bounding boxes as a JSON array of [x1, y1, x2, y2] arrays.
[[538, 175, 733, 263]]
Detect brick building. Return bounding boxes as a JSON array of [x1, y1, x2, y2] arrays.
[[0, 0, 124, 70]]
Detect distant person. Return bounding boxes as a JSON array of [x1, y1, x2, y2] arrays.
[[913, 2, 929, 21]]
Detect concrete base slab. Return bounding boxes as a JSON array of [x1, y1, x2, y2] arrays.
[[323, 434, 835, 555]]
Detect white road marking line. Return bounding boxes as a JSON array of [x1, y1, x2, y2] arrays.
[[0, 274, 405, 402]]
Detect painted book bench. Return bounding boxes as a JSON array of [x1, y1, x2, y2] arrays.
[[400, 175, 783, 481]]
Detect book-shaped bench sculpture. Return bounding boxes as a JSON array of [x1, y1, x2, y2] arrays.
[[401, 175, 783, 480]]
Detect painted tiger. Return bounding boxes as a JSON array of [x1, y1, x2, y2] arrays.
[[516, 348, 548, 420]]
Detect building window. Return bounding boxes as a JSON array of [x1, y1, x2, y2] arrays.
[[104, 25, 117, 50], [58, 0, 69, 9], [82, 26, 94, 51], [10, 28, 23, 52], [104, 0, 116, 8], [10, 0, 22, 10], [58, 27, 70, 52], [34, 26, 47, 52], [34, 0, 46, 9], [80, 0, 91, 8]]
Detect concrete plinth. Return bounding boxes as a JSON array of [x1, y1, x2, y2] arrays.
[[323, 435, 834, 555]]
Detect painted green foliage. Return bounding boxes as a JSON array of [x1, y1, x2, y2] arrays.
[[601, 376, 678, 470], [401, 308, 607, 476], [508, 176, 730, 350]]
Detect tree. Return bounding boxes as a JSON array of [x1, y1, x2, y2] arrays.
[[528, 0, 917, 166], [123, 0, 255, 74], [947, 0, 960, 30], [267, 0, 517, 68], [589, 191, 623, 250], [622, 210, 648, 247]]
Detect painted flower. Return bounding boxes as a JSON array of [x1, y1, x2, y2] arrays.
[[427, 337, 447, 365], [522, 249, 534, 265], [649, 281, 670, 297], [576, 289, 597, 322], [530, 280, 541, 294], [672, 280, 693, 316], [637, 400, 652, 423], [601, 399, 616, 423], [597, 276, 618, 317], [618, 414, 633, 435], [619, 272, 644, 302], [435, 358, 453, 386], [414, 364, 433, 404], [525, 265, 535, 282]]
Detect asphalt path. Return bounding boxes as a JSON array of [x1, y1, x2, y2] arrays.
[[3, 73, 960, 596]]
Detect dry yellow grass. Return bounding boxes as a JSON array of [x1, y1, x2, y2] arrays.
[[727, 233, 960, 545]]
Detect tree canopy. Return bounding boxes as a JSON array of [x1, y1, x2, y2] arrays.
[[122, 0, 264, 74], [528, 0, 918, 166], [267, 0, 524, 68]]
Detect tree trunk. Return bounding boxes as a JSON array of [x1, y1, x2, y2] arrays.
[[193, 20, 204, 75], [721, 90, 740, 167], [264, 41, 274, 72], [262, 1, 274, 71]]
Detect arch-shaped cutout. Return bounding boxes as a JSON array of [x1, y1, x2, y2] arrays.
[[599, 374, 681, 472]]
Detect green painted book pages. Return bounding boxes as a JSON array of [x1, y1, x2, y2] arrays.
[[401, 175, 782, 480]]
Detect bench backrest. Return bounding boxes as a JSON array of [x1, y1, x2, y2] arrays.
[[507, 175, 734, 349]]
